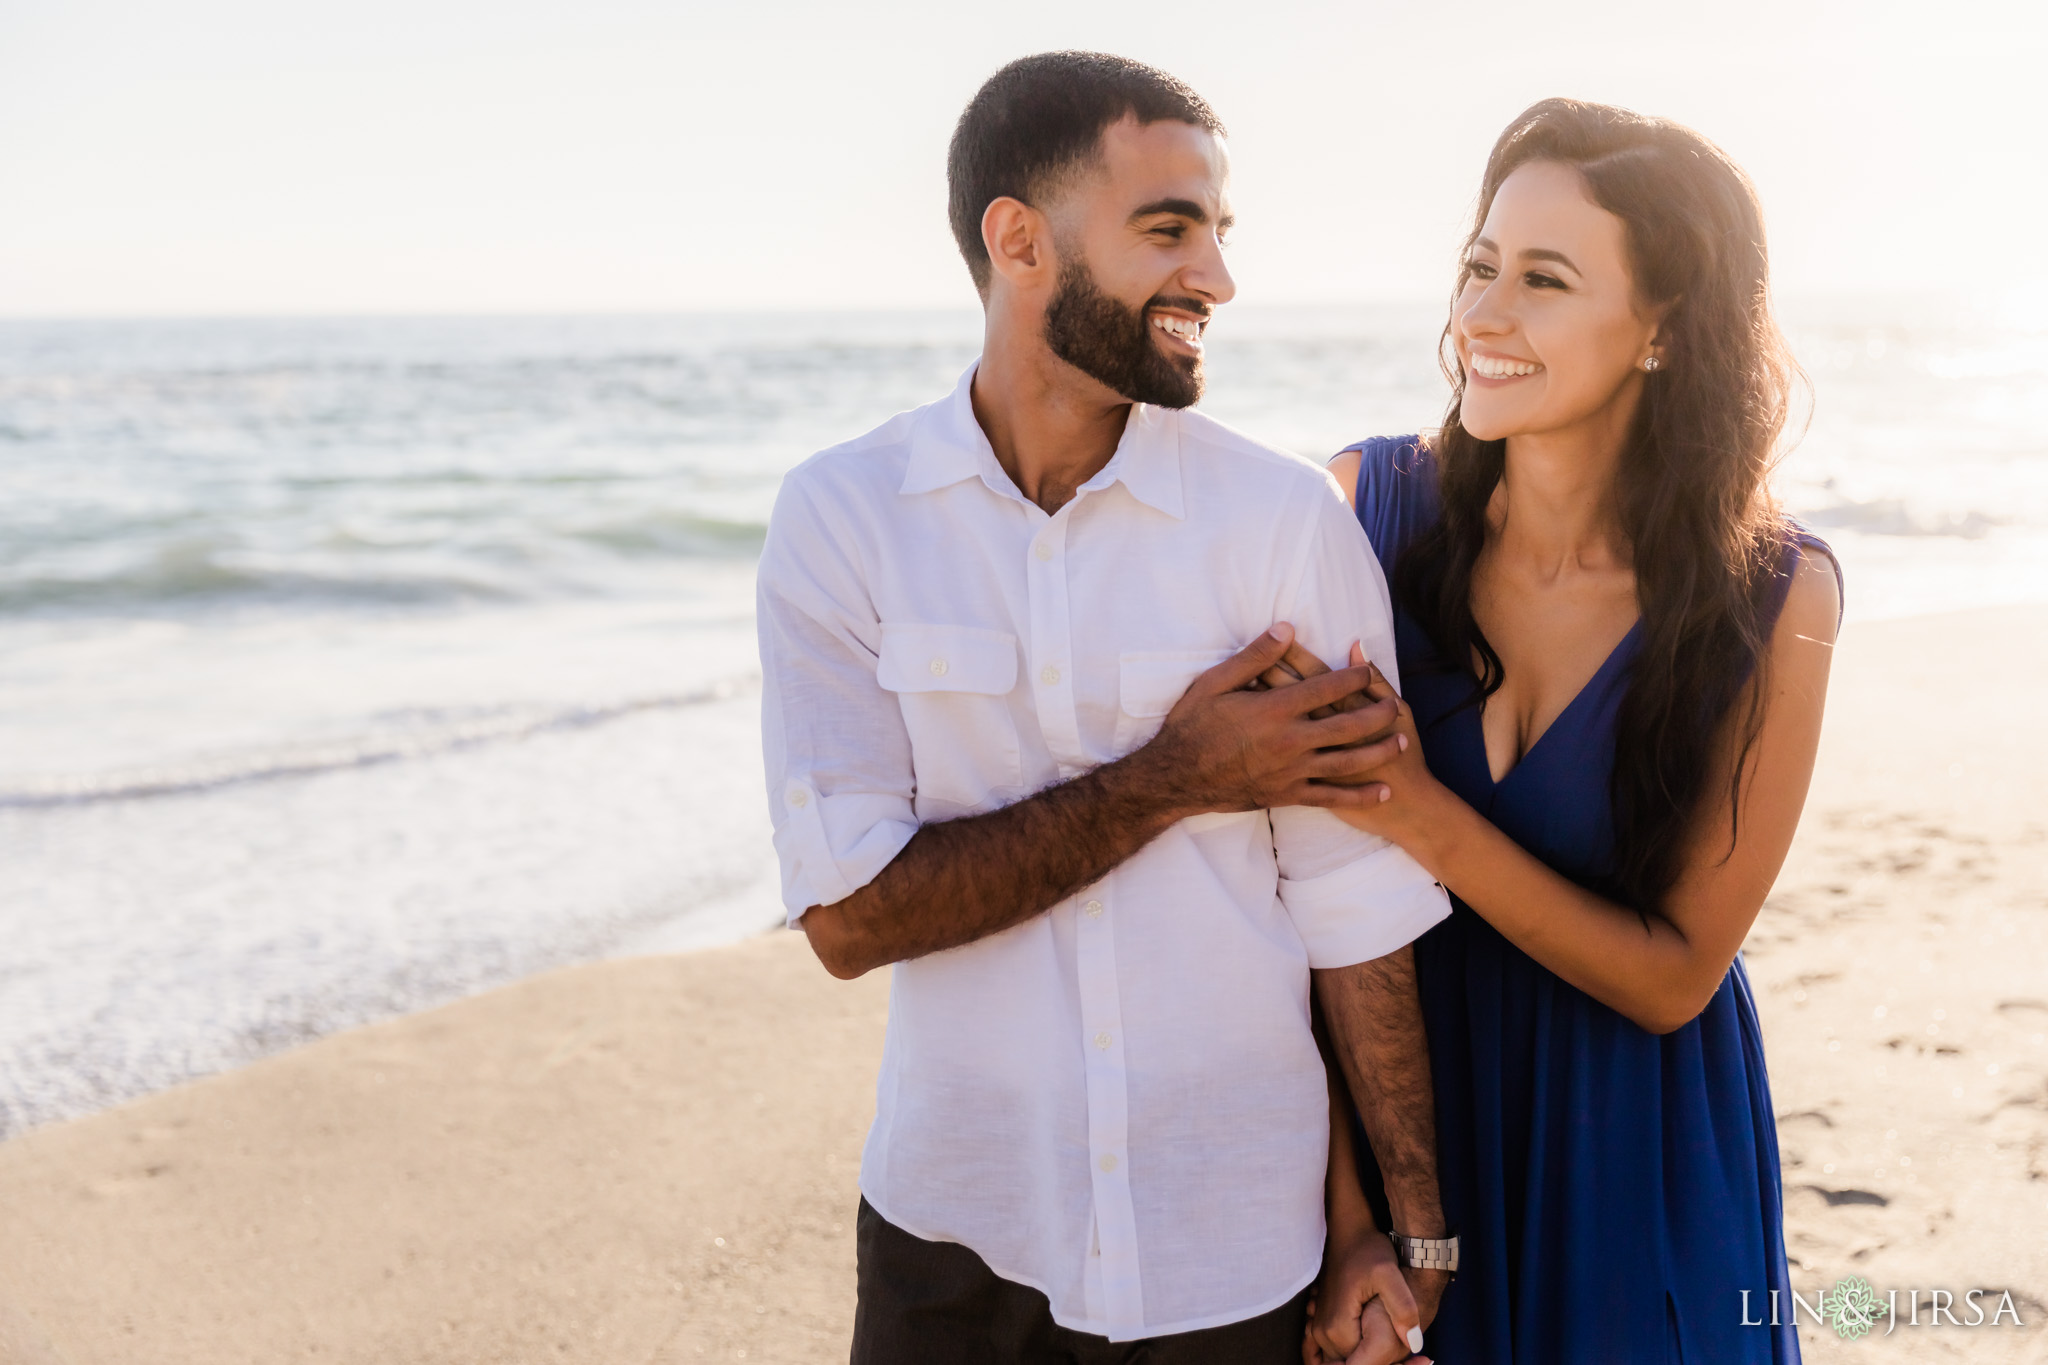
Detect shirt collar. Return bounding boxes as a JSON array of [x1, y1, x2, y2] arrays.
[[900, 360, 1185, 520]]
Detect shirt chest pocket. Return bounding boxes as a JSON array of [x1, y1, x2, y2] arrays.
[[877, 623, 1023, 812], [1112, 648, 1234, 758]]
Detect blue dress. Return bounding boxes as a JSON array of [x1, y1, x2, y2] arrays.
[[1345, 436, 1835, 1364]]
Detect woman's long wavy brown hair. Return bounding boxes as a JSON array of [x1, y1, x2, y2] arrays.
[[1397, 97, 1800, 917]]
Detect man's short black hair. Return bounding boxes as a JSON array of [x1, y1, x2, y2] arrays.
[[947, 51, 1225, 296]]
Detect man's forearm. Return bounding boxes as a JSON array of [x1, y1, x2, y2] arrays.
[[802, 744, 1197, 979], [1313, 948, 1447, 1238], [1314, 1004, 1379, 1239]]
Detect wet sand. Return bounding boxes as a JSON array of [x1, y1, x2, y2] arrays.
[[0, 934, 886, 1364]]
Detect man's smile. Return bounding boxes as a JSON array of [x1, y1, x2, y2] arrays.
[[1149, 308, 1208, 355]]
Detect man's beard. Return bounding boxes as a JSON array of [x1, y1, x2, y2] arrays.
[[1041, 258, 1204, 409]]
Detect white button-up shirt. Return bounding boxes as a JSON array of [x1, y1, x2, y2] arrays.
[[757, 364, 1449, 1341]]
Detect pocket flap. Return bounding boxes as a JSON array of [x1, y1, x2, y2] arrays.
[[878, 623, 1019, 695], [1118, 649, 1234, 719]]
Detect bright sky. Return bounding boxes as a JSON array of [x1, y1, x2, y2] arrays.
[[2, 0, 2038, 316]]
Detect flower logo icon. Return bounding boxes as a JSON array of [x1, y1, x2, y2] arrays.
[[1827, 1276, 1885, 1339]]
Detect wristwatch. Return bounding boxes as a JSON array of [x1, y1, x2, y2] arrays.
[[1388, 1230, 1460, 1276]]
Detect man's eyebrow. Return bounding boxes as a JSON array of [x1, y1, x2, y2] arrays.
[[1129, 198, 1209, 223], [1472, 236, 1581, 274]]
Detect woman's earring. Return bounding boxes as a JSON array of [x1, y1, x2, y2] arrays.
[[1642, 356, 1661, 372]]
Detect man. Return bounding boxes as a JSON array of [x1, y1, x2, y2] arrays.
[[757, 51, 1455, 1364]]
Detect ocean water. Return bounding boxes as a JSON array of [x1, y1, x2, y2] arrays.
[[3, 300, 2043, 1137]]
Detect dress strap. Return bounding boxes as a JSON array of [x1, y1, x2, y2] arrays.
[[1770, 521, 1846, 634], [1342, 434, 1439, 568]]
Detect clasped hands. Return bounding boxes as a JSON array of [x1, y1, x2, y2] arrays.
[[1141, 623, 1433, 838], [1304, 1219, 1443, 1365]]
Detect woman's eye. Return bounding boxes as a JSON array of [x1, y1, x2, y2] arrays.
[[1466, 261, 1497, 280], [1525, 271, 1566, 290]]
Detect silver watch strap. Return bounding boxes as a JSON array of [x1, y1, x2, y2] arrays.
[[1388, 1230, 1460, 1274]]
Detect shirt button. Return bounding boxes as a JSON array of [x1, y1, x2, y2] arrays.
[[1094, 1031, 1111, 1050], [1099, 1153, 1118, 1173], [787, 787, 809, 809], [1085, 899, 1103, 917], [1034, 542, 1053, 562], [928, 657, 949, 677], [1040, 665, 1061, 686]]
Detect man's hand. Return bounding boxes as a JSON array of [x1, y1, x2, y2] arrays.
[[1132, 623, 1404, 815], [1304, 1224, 1437, 1364]]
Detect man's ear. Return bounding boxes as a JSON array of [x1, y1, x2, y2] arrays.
[[982, 196, 1052, 292]]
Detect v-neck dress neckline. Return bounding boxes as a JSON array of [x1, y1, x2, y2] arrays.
[[1478, 615, 1643, 790]]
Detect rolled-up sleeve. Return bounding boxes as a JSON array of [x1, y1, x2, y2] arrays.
[[1267, 477, 1452, 967], [757, 474, 919, 925]]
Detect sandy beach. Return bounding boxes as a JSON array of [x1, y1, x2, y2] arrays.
[[2, 603, 2044, 1364]]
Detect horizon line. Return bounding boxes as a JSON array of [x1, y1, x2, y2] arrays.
[[0, 286, 1993, 327]]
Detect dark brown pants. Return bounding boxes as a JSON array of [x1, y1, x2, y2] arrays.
[[849, 1198, 1311, 1365]]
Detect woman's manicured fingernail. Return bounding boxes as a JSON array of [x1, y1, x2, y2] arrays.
[[1378, 787, 1392, 803], [1407, 1326, 1426, 1352], [1397, 733, 1408, 751]]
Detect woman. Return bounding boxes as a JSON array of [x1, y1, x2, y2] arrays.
[[1294, 99, 1840, 1363]]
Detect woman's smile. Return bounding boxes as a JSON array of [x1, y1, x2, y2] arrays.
[[1464, 347, 1545, 382]]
